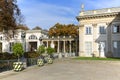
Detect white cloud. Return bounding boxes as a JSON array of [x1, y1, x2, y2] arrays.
[[18, 2, 77, 29], [17, 0, 120, 29]]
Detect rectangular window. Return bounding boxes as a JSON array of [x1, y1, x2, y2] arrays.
[[85, 42, 92, 56], [113, 41, 120, 57], [113, 25, 120, 33], [99, 26, 106, 34], [86, 27, 91, 35]]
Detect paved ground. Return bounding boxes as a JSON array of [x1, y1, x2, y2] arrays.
[[0, 58, 120, 80]]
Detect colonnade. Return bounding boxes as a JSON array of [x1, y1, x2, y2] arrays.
[[42, 36, 78, 54], [43, 40, 72, 53]]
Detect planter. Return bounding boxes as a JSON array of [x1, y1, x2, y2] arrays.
[[37, 59, 44, 66], [47, 58, 53, 64], [13, 62, 23, 71]]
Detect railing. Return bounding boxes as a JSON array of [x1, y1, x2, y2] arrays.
[[0, 58, 40, 72], [26, 57, 39, 66], [81, 7, 120, 16], [0, 54, 75, 72], [0, 59, 17, 72]]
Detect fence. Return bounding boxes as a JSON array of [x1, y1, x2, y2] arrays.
[[0, 59, 17, 72], [26, 57, 39, 66], [0, 57, 40, 72]]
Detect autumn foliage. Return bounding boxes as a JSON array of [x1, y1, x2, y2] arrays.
[[0, 0, 22, 37], [49, 23, 78, 37]]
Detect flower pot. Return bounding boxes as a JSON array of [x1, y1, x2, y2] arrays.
[[13, 62, 23, 72], [47, 58, 53, 64], [37, 59, 44, 66]]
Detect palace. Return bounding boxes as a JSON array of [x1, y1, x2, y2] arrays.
[[77, 6, 120, 57], [0, 29, 77, 57], [0, 29, 48, 53]]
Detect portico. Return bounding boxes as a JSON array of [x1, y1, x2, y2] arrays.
[[42, 36, 77, 56]]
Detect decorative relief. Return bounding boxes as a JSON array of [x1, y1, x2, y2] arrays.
[[79, 25, 84, 27], [106, 22, 111, 25], [92, 24, 97, 27]]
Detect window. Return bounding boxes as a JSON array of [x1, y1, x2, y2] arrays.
[[29, 35, 37, 40], [113, 25, 120, 33], [85, 42, 92, 56], [86, 27, 91, 35], [99, 26, 106, 34], [113, 41, 120, 57]]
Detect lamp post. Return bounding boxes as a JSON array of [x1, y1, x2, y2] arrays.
[[39, 37, 43, 46], [21, 31, 26, 52], [75, 36, 79, 56]]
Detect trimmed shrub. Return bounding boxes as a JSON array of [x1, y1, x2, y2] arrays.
[[24, 51, 40, 58], [0, 52, 17, 60], [37, 45, 45, 55], [46, 47, 55, 55], [12, 43, 24, 61]]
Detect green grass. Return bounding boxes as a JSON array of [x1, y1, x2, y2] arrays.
[[73, 57, 120, 61]]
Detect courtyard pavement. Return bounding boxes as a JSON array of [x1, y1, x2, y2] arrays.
[[0, 58, 120, 80]]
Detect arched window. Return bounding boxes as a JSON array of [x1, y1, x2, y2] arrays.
[[29, 35, 37, 40]]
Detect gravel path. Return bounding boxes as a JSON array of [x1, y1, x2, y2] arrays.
[[0, 58, 120, 80]]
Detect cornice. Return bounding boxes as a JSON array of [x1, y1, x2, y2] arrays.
[[76, 12, 120, 21]]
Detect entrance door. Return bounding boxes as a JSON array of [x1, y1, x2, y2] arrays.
[[85, 42, 92, 56], [29, 42, 37, 52]]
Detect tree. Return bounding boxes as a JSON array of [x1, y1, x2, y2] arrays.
[[12, 43, 24, 61], [17, 24, 29, 30], [32, 26, 42, 30], [48, 23, 79, 37], [37, 45, 45, 55], [0, 0, 22, 38], [46, 47, 55, 55]]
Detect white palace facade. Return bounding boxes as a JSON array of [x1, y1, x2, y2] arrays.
[[0, 29, 77, 56], [0, 29, 48, 53], [77, 7, 120, 57]]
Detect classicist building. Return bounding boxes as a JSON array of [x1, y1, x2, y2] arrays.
[[77, 6, 120, 57], [0, 29, 48, 53], [0, 29, 77, 57]]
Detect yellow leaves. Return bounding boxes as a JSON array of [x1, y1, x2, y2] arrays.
[[48, 23, 79, 37]]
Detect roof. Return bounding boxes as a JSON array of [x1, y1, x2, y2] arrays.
[[79, 7, 120, 16], [76, 7, 120, 20]]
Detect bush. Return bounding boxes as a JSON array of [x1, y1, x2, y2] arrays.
[[0, 52, 17, 60], [24, 51, 40, 58], [12, 43, 24, 61], [46, 47, 55, 55], [37, 45, 45, 55]]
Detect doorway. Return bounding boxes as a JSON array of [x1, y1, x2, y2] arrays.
[[29, 42, 37, 52]]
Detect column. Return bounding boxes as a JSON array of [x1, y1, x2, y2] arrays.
[[63, 40, 66, 53], [47, 41, 48, 48], [57, 40, 59, 53], [69, 41, 71, 53], [79, 25, 84, 56], [92, 24, 97, 57]]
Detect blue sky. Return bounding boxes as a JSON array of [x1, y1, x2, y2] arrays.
[[17, 0, 120, 30]]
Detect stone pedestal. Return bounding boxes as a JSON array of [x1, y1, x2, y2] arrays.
[[65, 53, 68, 57], [58, 53, 62, 58]]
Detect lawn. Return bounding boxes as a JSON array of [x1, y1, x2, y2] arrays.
[[73, 57, 120, 61]]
